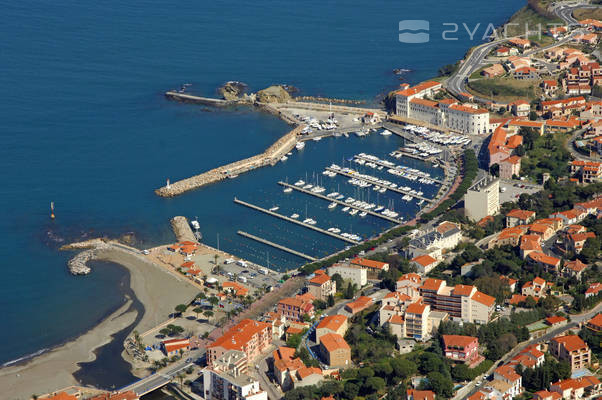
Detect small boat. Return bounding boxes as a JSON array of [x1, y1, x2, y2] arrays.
[[332, 228, 341, 234], [342, 206, 350, 212], [280, 156, 288, 161], [312, 136, 322, 141], [380, 129, 392, 136], [359, 211, 368, 217], [328, 202, 337, 209], [374, 206, 384, 212], [294, 180, 305, 186], [349, 209, 358, 216], [283, 187, 293, 193], [287, 152, 293, 156], [269, 206, 279, 212], [291, 213, 300, 219], [190, 219, 200, 230], [295, 142, 306, 150], [336, 194, 345, 200], [228, 174, 238, 179]]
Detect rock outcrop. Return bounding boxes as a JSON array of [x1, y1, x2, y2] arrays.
[[256, 85, 292, 103], [218, 81, 248, 101]]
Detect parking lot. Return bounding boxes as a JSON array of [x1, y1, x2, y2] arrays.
[[498, 179, 542, 204], [218, 259, 283, 291]]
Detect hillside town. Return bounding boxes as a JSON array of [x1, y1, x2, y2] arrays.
[[33, 9, 602, 400]]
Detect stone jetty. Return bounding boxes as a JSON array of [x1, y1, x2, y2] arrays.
[[170, 216, 198, 243], [65, 241, 110, 275], [155, 124, 304, 197]]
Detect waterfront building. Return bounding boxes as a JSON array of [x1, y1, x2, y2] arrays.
[[549, 335, 591, 371], [327, 262, 367, 287], [464, 176, 500, 222], [407, 221, 462, 261], [306, 271, 336, 301], [203, 350, 268, 400], [207, 319, 272, 367], [319, 333, 351, 368], [161, 338, 190, 356], [315, 315, 348, 344]]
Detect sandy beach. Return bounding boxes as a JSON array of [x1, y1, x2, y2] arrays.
[[0, 244, 199, 400]]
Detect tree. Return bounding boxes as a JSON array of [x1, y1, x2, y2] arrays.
[[580, 237, 600, 264], [327, 294, 335, 307], [208, 296, 219, 305], [302, 313, 312, 322], [529, 111, 538, 121], [175, 304, 188, 315], [427, 371, 453, 398], [364, 376, 386, 393], [490, 163, 500, 177], [193, 307, 203, 318], [452, 363, 472, 382], [286, 333, 302, 349], [390, 358, 417, 380], [159, 328, 170, 336], [203, 310, 214, 319], [358, 367, 375, 379], [343, 381, 360, 400]]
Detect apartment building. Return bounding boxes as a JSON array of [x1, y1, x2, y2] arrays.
[[404, 302, 431, 341], [306, 271, 336, 301], [327, 262, 367, 287], [277, 296, 315, 322], [319, 333, 351, 368], [315, 315, 348, 345], [349, 257, 389, 279], [464, 176, 500, 222], [549, 335, 591, 371], [203, 350, 268, 400], [407, 221, 462, 260], [207, 319, 272, 367]]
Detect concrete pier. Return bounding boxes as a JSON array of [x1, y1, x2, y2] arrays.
[[165, 91, 234, 106], [155, 125, 304, 197], [278, 181, 403, 224], [237, 230, 316, 261], [325, 167, 434, 203], [233, 197, 358, 243]]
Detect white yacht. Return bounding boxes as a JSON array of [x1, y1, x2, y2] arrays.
[[280, 156, 288, 161], [269, 206, 279, 212], [295, 142, 305, 150], [290, 213, 300, 219], [380, 129, 392, 136], [342, 206, 350, 212], [349, 209, 358, 216], [359, 211, 368, 217], [328, 202, 337, 209], [190, 219, 200, 230], [294, 180, 305, 186], [312, 136, 322, 141], [283, 187, 293, 193]]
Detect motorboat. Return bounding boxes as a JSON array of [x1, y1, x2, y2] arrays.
[[342, 206, 350, 212], [295, 142, 305, 150], [269, 206, 279, 212], [290, 213, 300, 219], [283, 187, 293, 193], [280, 156, 288, 161], [359, 211, 368, 217], [328, 202, 337, 209]]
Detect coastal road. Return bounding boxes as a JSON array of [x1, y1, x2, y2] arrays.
[[456, 302, 602, 400]]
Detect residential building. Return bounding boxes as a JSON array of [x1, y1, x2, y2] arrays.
[[585, 282, 602, 298], [550, 376, 601, 399], [510, 100, 530, 117], [563, 259, 588, 279], [520, 234, 542, 259], [549, 335, 591, 371], [407, 221, 462, 261], [567, 231, 596, 254], [522, 277, 547, 298], [586, 313, 602, 332], [315, 315, 348, 344], [405, 302, 430, 341], [550, 208, 587, 226], [493, 365, 523, 398], [407, 389, 436, 400], [411, 254, 438, 274], [277, 296, 314, 322], [319, 333, 351, 368], [527, 251, 561, 272], [509, 37, 531, 50], [328, 262, 367, 287], [307, 271, 336, 301], [349, 257, 389, 279], [464, 176, 500, 222], [203, 350, 267, 400], [499, 155, 521, 179], [271, 346, 305, 390], [545, 316, 568, 328], [533, 390, 562, 400], [442, 335, 480, 363], [207, 319, 272, 367], [570, 160, 602, 183]]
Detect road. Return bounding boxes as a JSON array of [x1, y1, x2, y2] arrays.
[[567, 128, 601, 162], [456, 301, 602, 400], [249, 350, 282, 400]]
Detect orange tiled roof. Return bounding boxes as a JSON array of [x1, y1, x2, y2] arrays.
[[411, 254, 437, 267], [452, 284, 475, 297], [316, 315, 347, 332], [320, 333, 350, 352], [565, 259, 587, 273], [471, 291, 496, 307], [495, 364, 521, 382], [546, 316, 567, 325], [309, 273, 331, 285], [552, 335, 589, 352], [588, 313, 602, 327], [507, 209, 535, 220], [297, 366, 322, 379], [421, 278, 445, 292], [406, 301, 428, 315], [208, 319, 271, 351], [345, 296, 373, 312], [350, 257, 388, 270], [398, 272, 421, 283], [46, 393, 78, 400], [528, 251, 560, 267], [442, 334, 478, 348]]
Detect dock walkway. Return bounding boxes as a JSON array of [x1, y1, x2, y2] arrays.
[[278, 181, 403, 224], [325, 167, 434, 203], [237, 230, 316, 261], [233, 197, 358, 243]]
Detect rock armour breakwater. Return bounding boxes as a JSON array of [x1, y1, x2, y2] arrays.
[[170, 216, 197, 243], [155, 124, 304, 197], [66, 242, 109, 275]]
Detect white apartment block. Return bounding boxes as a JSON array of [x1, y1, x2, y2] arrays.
[[328, 263, 367, 287], [464, 176, 500, 222], [203, 350, 268, 400], [395, 81, 490, 135]]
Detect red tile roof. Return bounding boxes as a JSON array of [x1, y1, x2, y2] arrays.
[[406, 302, 428, 315], [507, 209, 535, 220], [528, 251, 560, 267], [421, 278, 444, 292], [411, 254, 438, 267], [552, 335, 588, 352], [309, 273, 331, 285], [350, 257, 388, 270], [471, 291, 496, 307], [316, 315, 347, 332], [442, 334, 478, 348], [208, 319, 271, 351], [320, 333, 350, 352]]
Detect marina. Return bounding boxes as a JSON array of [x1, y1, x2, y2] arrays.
[[324, 167, 434, 203], [233, 197, 360, 244], [278, 181, 404, 224], [236, 231, 317, 261], [353, 153, 444, 185]]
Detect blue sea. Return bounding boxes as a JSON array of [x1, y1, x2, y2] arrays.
[[0, 0, 524, 376]]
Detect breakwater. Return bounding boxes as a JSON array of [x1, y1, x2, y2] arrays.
[[155, 124, 304, 197], [294, 96, 365, 105], [170, 216, 197, 243]]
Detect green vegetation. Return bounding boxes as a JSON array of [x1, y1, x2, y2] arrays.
[[520, 130, 572, 181], [516, 358, 571, 392], [505, 4, 562, 44], [420, 149, 478, 222], [159, 324, 184, 337], [438, 61, 461, 78], [468, 78, 541, 102]]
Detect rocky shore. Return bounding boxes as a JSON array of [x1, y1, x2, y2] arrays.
[[170, 216, 197, 243]]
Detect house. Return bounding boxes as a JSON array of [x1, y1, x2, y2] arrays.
[[411, 254, 438, 274], [307, 271, 336, 301], [567, 231, 596, 254], [491, 226, 528, 248], [528, 251, 561, 272], [222, 281, 249, 297], [510, 100, 530, 117], [442, 335, 480, 364], [344, 296, 373, 315], [296, 366, 323, 388], [278, 296, 315, 322], [549, 335, 591, 371], [542, 80, 559, 96], [586, 313, 602, 332], [585, 282, 602, 298], [508, 37, 531, 50], [319, 333, 351, 368], [500, 275, 518, 292], [550, 376, 601, 399], [509, 344, 545, 369], [207, 319, 272, 366], [533, 390, 562, 400], [396, 272, 422, 292], [328, 262, 367, 288], [499, 155, 522, 179], [514, 66, 538, 80], [550, 208, 587, 226], [522, 277, 547, 298], [272, 346, 305, 389], [315, 315, 348, 344], [483, 64, 506, 77], [161, 338, 190, 356], [407, 389, 436, 400], [492, 364, 523, 398], [349, 257, 389, 279], [548, 26, 568, 38], [506, 209, 536, 227], [563, 259, 588, 279], [575, 33, 599, 45], [520, 234, 542, 259], [570, 160, 602, 184]]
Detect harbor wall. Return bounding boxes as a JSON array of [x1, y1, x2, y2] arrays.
[[155, 124, 304, 197], [170, 216, 197, 243]]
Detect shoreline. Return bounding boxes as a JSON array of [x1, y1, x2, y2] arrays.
[[0, 244, 199, 400]]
